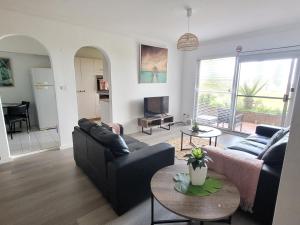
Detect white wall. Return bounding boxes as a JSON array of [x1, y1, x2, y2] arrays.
[[75, 47, 103, 59], [181, 24, 300, 120], [0, 97, 9, 162], [272, 75, 300, 224], [0, 35, 48, 56], [0, 9, 183, 161], [0, 52, 51, 126]]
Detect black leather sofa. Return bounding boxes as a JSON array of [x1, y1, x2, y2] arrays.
[[72, 119, 175, 215], [226, 125, 289, 224]]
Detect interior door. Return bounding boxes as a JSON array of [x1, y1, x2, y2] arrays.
[[75, 57, 85, 119], [75, 57, 98, 119], [81, 58, 97, 119]]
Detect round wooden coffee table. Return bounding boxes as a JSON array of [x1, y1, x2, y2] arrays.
[[180, 126, 222, 150], [150, 164, 240, 225]]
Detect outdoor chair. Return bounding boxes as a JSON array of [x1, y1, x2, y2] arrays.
[[217, 108, 244, 131]]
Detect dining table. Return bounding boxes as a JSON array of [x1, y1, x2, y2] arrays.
[[2, 103, 20, 108], [2, 102, 20, 115], [2, 102, 23, 134]]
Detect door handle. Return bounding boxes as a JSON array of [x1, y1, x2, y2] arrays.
[[283, 94, 289, 102]]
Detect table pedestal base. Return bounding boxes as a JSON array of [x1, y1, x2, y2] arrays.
[[151, 194, 232, 225], [180, 132, 218, 151]]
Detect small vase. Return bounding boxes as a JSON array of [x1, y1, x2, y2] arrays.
[[189, 165, 208, 186]]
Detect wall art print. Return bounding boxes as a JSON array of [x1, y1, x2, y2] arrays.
[[139, 44, 168, 83], [0, 58, 14, 87]]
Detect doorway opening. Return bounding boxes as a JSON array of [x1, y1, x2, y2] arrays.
[[74, 46, 111, 123], [0, 35, 59, 157]]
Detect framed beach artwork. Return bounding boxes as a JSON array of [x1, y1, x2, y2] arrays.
[[139, 44, 168, 83], [0, 58, 14, 87]]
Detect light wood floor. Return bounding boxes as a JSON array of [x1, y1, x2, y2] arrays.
[[0, 125, 260, 225], [0, 149, 119, 225]]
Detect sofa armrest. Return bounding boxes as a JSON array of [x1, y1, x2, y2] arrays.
[[255, 124, 282, 138], [101, 122, 124, 135], [118, 123, 124, 136], [107, 143, 175, 215]]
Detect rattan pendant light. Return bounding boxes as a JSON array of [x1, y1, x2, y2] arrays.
[[177, 8, 199, 51]]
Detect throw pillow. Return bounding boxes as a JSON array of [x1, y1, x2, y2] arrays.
[[78, 118, 98, 133], [90, 126, 129, 157], [257, 129, 285, 159], [261, 140, 287, 166], [282, 126, 290, 136]]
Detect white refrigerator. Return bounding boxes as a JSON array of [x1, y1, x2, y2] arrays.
[[31, 68, 58, 130]]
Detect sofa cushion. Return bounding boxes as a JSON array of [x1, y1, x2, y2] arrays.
[[90, 126, 129, 157], [261, 137, 287, 166], [227, 140, 266, 156], [257, 129, 285, 159], [78, 118, 98, 133], [266, 129, 285, 148], [246, 134, 270, 145], [127, 141, 149, 152]]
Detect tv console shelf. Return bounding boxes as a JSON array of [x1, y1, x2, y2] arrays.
[[138, 115, 174, 135]]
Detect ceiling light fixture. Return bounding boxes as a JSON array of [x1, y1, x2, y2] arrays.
[[177, 7, 199, 51]]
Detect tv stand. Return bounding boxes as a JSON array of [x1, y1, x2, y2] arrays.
[[138, 115, 174, 135]]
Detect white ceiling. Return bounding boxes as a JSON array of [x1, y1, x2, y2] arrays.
[[2, 0, 300, 43]]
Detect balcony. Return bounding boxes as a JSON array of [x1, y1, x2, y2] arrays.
[[196, 103, 282, 134]]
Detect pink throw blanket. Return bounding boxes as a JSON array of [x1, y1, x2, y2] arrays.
[[202, 146, 263, 212]]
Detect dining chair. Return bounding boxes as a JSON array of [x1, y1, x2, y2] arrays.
[[21, 101, 31, 129], [5, 104, 29, 139]]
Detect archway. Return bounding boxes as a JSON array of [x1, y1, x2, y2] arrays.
[[74, 46, 112, 123], [0, 34, 60, 157]]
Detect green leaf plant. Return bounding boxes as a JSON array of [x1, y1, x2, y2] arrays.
[[185, 147, 212, 170], [191, 121, 199, 132], [239, 80, 267, 110]]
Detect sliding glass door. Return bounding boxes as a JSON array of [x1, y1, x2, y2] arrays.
[[196, 52, 300, 134], [234, 57, 298, 133], [195, 57, 235, 128]]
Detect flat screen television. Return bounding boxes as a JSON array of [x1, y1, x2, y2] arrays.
[[144, 96, 169, 117]]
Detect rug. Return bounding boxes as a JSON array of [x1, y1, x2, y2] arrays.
[[167, 137, 222, 160]]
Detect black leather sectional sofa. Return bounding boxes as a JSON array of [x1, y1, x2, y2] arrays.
[[226, 124, 289, 224], [72, 119, 175, 215]]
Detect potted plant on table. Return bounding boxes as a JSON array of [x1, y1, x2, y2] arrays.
[[186, 147, 212, 186], [191, 121, 200, 132]]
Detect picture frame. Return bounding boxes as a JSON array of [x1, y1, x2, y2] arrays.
[[0, 57, 14, 87], [139, 44, 168, 83]]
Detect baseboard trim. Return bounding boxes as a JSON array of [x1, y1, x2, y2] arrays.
[[0, 157, 12, 165], [10, 147, 59, 159], [60, 144, 73, 150]]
